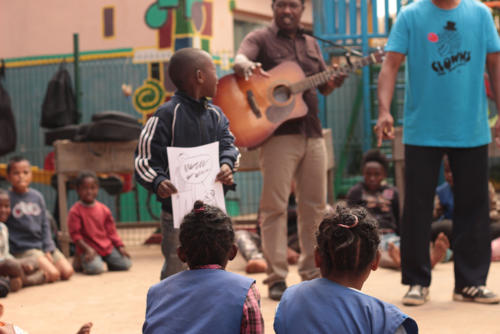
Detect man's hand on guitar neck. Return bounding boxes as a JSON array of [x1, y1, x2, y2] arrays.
[[319, 64, 348, 95], [233, 54, 270, 81]]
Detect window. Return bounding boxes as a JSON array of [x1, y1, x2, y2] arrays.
[[103, 7, 115, 38], [233, 19, 266, 54]]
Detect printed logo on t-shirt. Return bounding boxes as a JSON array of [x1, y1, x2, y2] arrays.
[[430, 21, 471, 75], [12, 201, 42, 219]]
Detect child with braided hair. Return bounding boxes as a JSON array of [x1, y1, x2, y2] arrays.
[[274, 204, 419, 334], [143, 200, 264, 334]]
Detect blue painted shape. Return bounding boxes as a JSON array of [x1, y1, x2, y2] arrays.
[[371, 0, 378, 34], [174, 37, 193, 50], [338, 0, 346, 34], [349, 0, 357, 35]]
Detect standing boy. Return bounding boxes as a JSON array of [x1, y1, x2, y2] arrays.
[[376, 0, 500, 305], [134, 48, 239, 279]]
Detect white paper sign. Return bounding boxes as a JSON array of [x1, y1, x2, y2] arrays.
[[167, 142, 226, 228]]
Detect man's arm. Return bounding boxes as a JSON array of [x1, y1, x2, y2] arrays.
[[487, 52, 500, 147], [375, 51, 405, 146]]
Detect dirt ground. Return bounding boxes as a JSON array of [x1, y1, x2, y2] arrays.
[[3, 244, 500, 334]]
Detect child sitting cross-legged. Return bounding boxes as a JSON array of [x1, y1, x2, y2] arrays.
[[68, 171, 131, 275], [274, 205, 419, 334], [347, 149, 449, 270], [143, 201, 264, 334]]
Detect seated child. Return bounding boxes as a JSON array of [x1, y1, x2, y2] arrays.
[[0, 189, 45, 297], [236, 193, 301, 274], [432, 154, 500, 244], [5, 156, 73, 282], [347, 149, 449, 269], [273, 205, 419, 334], [68, 171, 131, 275], [143, 201, 264, 334]]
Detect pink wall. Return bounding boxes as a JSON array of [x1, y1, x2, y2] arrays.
[[0, 0, 157, 59]]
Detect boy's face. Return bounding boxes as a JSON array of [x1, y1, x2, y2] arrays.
[[200, 58, 218, 98], [362, 161, 386, 192], [77, 177, 99, 205], [7, 160, 32, 193], [0, 195, 11, 222]]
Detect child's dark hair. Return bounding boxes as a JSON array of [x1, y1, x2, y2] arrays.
[[75, 170, 99, 188], [316, 204, 380, 276], [179, 200, 234, 267], [361, 149, 389, 173], [7, 156, 29, 174], [168, 48, 210, 91]]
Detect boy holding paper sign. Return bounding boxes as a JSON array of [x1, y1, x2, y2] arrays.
[[134, 48, 239, 280]]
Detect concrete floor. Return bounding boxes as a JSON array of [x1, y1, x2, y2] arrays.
[[2, 245, 500, 334]]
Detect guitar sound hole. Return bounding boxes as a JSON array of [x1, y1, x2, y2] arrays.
[[273, 85, 291, 103]]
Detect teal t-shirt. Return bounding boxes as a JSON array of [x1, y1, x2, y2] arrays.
[[386, 0, 500, 147]]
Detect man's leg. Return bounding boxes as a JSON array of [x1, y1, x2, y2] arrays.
[[160, 211, 187, 280], [448, 146, 492, 291], [401, 145, 443, 303], [293, 137, 326, 281], [259, 135, 303, 297]]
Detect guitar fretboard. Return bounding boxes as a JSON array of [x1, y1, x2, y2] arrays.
[[289, 50, 384, 94]]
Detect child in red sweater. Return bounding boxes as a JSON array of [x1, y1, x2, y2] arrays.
[[68, 171, 131, 275]]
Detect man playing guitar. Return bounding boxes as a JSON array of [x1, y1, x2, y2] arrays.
[[233, 0, 346, 301]]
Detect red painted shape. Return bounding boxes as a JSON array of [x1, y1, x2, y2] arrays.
[[159, 10, 173, 48]]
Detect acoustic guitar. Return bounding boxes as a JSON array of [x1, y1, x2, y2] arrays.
[[213, 48, 386, 148]]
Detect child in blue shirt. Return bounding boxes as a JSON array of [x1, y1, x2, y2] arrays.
[[274, 204, 419, 334], [143, 201, 264, 334], [5, 156, 73, 283]]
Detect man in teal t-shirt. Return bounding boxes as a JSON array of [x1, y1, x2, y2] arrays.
[[376, 0, 500, 306]]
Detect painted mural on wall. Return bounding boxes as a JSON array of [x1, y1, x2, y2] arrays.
[[132, 0, 215, 121]]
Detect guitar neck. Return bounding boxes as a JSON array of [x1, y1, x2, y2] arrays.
[[289, 53, 379, 94]]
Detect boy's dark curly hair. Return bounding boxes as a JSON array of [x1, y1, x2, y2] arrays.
[[75, 170, 99, 188], [316, 204, 380, 276], [179, 200, 235, 267], [6, 156, 29, 174], [361, 149, 389, 173]]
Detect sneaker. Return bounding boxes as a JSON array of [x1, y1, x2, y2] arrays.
[[453, 286, 500, 304], [269, 281, 287, 301], [402, 285, 430, 306]]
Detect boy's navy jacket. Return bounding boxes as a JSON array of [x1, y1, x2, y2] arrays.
[[134, 91, 239, 211]]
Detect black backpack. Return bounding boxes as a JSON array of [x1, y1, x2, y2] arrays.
[[0, 61, 17, 156], [40, 63, 80, 128]]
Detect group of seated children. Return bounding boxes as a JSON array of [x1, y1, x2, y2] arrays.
[[143, 201, 419, 333], [0, 156, 131, 298], [346, 149, 450, 269]]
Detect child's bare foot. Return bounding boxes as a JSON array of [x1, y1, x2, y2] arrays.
[[387, 242, 401, 268], [245, 259, 267, 273], [431, 232, 450, 268], [287, 248, 299, 265], [76, 322, 93, 334]]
